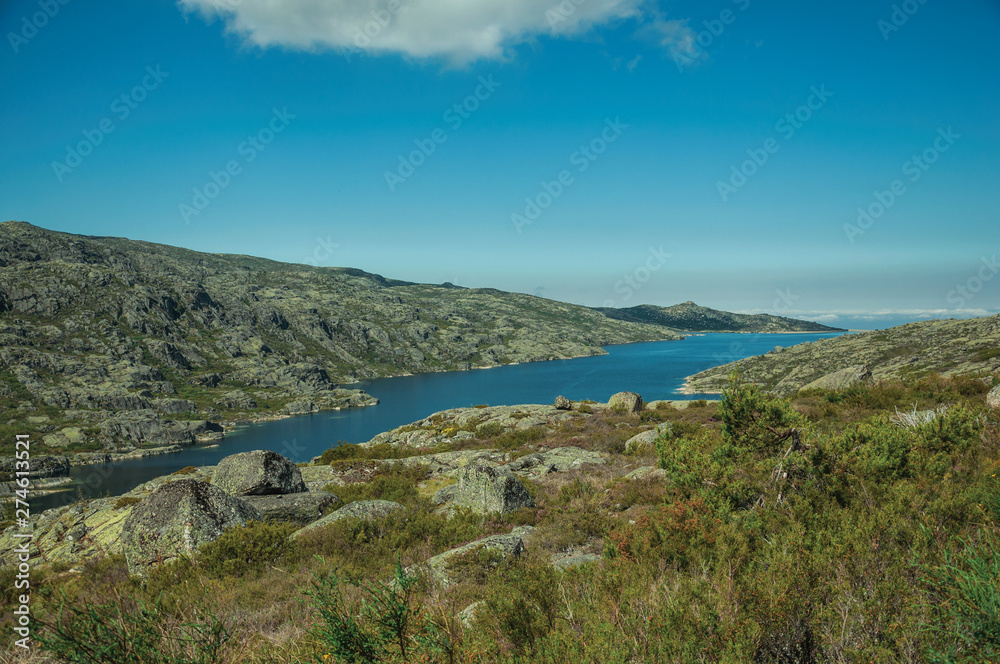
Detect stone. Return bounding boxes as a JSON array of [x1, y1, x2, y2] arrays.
[[292, 500, 405, 539], [432, 484, 457, 505], [212, 450, 307, 496], [624, 425, 671, 454], [452, 461, 535, 514], [411, 531, 526, 588], [988, 385, 1000, 411], [625, 466, 666, 480], [552, 553, 601, 571], [554, 395, 572, 410], [121, 479, 263, 577], [801, 365, 873, 392], [608, 391, 643, 413], [240, 491, 339, 525], [457, 601, 485, 628]]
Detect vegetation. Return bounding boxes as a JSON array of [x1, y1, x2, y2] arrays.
[[4, 371, 999, 662]]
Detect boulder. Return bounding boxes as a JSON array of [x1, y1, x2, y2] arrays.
[[801, 365, 872, 392], [988, 385, 1000, 411], [608, 391, 643, 413], [452, 461, 535, 514], [240, 491, 339, 525], [292, 500, 405, 539], [624, 424, 671, 454], [411, 530, 527, 588], [552, 553, 601, 571], [212, 450, 307, 496], [122, 479, 263, 577], [554, 395, 572, 410]]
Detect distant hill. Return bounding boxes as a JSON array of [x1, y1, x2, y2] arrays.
[[685, 315, 1000, 395], [595, 301, 844, 333], [0, 221, 677, 453]]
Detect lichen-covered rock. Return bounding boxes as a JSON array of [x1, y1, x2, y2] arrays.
[[988, 385, 1000, 411], [801, 365, 872, 392], [452, 461, 535, 514], [624, 424, 672, 454], [213, 450, 306, 496], [554, 395, 572, 410], [411, 530, 527, 588], [608, 391, 643, 413], [552, 553, 601, 571], [240, 490, 338, 525], [122, 479, 263, 577], [292, 500, 405, 539]]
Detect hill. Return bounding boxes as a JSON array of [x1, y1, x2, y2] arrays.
[[0, 221, 677, 453], [595, 301, 844, 333], [685, 314, 1000, 394]]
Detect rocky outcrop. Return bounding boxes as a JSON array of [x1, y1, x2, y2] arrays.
[[292, 500, 405, 539], [212, 450, 307, 496], [240, 490, 338, 525], [554, 395, 572, 410], [608, 391, 643, 413], [623, 424, 671, 454], [685, 316, 1000, 395], [0, 455, 69, 479], [121, 479, 263, 577], [801, 365, 872, 392], [0, 221, 676, 455], [450, 461, 535, 515]]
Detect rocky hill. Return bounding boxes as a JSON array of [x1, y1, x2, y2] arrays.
[[685, 314, 1000, 395], [595, 301, 843, 333], [0, 221, 677, 455]]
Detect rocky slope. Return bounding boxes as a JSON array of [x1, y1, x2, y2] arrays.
[[596, 301, 844, 333], [0, 222, 676, 456], [685, 315, 1000, 395]]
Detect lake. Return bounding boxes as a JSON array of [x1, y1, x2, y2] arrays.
[[39, 331, 843, 511]]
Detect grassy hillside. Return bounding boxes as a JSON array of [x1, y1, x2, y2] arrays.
[[5, 371, 999, 662], [0, 222, 676, 454], [686, 314, 1000, 395]]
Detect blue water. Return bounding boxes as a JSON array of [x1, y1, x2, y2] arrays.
[[38, 332, 842, 511]]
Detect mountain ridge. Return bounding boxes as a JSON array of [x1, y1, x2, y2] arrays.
[[594, 301, 845, 333]]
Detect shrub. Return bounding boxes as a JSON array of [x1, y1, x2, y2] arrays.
[[171, 466, 197, 476], [197, 521, 297, 579], [32, 590, 230, 664], [718, 372, 805, 457]]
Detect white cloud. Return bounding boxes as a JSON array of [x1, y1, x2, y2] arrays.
[[179, 0, 648, 63], [639, 17, 700, 66]]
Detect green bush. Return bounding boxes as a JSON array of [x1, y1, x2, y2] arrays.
[[197, 521, 297, 579], [718, 372, 805, 457], [33, 592, 229, 664]]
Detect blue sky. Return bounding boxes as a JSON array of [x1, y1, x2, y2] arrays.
[[1, 0, 998, 330]]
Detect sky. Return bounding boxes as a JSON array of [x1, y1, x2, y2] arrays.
[[1, 0, 998, 330]]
